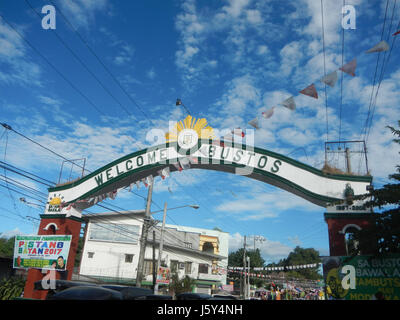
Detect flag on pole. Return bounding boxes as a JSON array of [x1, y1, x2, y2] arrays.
[[365, 40, 390, 53], [262, 106, 275, 119], [321, 71, 338, 87], [248, 118, 260, 129], [339, 58, 357, 76], [299, 83, 318, 99], [280, 96, 296, 110]]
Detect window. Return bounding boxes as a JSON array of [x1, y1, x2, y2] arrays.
[[89, 222, 140, 244], [170, 260, 178, 273], [184, 242, 192, 249], [87, 252, 94, 259], [199, 264, 208, 274], [185, 262, 192, 274], [125, 254, 134, 263]]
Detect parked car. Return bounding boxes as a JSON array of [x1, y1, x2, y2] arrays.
[[100, 285, 153, 300], [138, 294, 173, 300], [175, 292, 212, 300], [47, 286, 123, 300], [210, 294, 238, 300]]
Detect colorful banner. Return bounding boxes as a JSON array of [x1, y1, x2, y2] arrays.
[[13, 235, 72, 270], [156, 266, 171, 284], [322, 254, 400, 300]]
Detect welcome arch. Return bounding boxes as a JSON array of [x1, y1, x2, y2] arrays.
[[23, 116, 374, 299], [44, 138, 372, 217]]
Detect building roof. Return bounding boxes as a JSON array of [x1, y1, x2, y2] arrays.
[[82, 210, 146, 221]]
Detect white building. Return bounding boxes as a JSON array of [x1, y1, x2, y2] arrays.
[[78, 210, 229, 294]]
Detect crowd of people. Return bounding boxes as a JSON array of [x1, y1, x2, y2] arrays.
[[254, 288, 323, 300]]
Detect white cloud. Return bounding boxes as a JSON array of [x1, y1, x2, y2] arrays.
[[59, 0, 108, 30], [0, 227, 23, 238], [0, 21, 42, 86]]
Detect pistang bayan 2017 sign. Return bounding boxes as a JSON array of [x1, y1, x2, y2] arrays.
[[13, 235, 71, 270]]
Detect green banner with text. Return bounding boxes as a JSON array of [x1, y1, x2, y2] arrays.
[[322, 254, 400, 300]]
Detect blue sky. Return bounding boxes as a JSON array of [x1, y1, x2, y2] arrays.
[[0, 0, 399, 263]]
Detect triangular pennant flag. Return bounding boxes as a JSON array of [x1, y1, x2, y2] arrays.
[[161, 167, 170, 178], [262, 106, 275, 119], [280, 96, 296, 110], [299, 83, 318, 99], [179, 158, 191, 170], [222, 132, 233, 141], [157, 170, 165, 180], [339, 58, 357, 76], [320, 71, 338, 88], [248, 117, 260, 129], [146, 175, 154, 186], [365, 40, 389, 53], [393, 30, 400, 36], [173, 162, 183, 172], [232, 128, 245, 137], [188, 156, 198, 164]]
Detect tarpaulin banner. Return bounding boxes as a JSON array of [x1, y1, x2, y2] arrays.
[[13, 235, 71, 270], [322, 254, 400, 300], [156, 266, 171, 284]]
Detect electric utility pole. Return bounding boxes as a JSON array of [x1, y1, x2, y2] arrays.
[[242, 235, 247, 299], [136, 180, 154, 287]]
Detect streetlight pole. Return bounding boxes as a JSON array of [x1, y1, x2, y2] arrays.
[[247, 256, 250, 299], [154, 202, 167, 295], [153, 202, 199, 295]]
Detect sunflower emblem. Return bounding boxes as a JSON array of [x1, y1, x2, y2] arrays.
[[47, 193, 65, 212], [166, 115, 215, 149]]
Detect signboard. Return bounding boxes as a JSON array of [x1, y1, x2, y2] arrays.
[[322, 254, 400, 300], [13, 235, 72, 270], [221, 284, 233, 292], [156, 266, 170, 284], [45, 140, 371, 213]]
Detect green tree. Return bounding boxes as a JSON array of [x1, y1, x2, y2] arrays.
[[265, 247, 322, 280], [281, 246, 321, 280], [228, 248, 265, 268], [169, 274, 196, 296], [0, 236, 15, 258], [228, 248, 265, 288], [355, 121, 400, 255]]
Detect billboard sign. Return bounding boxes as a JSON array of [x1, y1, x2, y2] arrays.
[[322, 254, 400, 300], [13, 235, 72, 270]]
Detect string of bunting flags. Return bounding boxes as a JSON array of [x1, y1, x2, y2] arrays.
[[228, 263, 321, 273], [247, 39, 392, 129]]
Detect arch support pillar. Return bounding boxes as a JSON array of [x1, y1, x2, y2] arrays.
[[324, 211, 373, 256], [22, 214, 83, 299]]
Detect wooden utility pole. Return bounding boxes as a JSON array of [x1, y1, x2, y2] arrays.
[[242, 235, 247, 299], [152, 230, 156, 290], [136, 180, 154, 287]]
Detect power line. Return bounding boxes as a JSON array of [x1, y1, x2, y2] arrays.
[[365, 1, 399, 144], [24, 0, 137, 121], [320, 0, 329, 143], [339, 0, 345, 142], [46, 0, 152, 122], [361, 0, 390, 140], [0, 13, 108, 118]]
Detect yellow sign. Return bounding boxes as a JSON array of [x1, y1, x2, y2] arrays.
[[165, 115, 215, 144]]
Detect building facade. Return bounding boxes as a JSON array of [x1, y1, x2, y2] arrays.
[[78, 210, 229, 294]]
